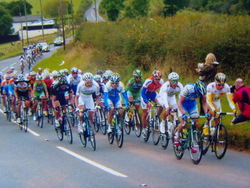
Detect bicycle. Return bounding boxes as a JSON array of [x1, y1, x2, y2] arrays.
[[47, 99, 54, 125], [55, 105, 73, 144], [79, 109, 96, 151], [161, 109, 180, 149], [5, 94, 13, 122], [68, 104, 78, 127], [18, 98, 28, 133], [201, 112, 233, 159], [34, 98, 44, 128], [143, 103, 161, 145], [172, 116, 203, 165], [108, 107, 124, 148], [94, 105, 108, 135], [123, 101, 142, 137]]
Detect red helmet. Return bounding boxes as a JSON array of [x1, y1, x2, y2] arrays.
[[152, 70, 162, 79]]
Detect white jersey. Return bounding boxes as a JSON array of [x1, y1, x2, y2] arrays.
[[76, 80, 100, 98], [159, 81, 183, 109], [67, 74, 82, 86]]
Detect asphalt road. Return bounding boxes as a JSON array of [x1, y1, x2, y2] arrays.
[[84, 0, 105, 22]]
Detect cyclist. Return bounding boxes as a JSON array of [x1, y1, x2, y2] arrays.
[[51, 76, 73, 127], [141, 70, 164, 137], [102, 73, 110, 85], [125, 70, 145, 111], [159, 72, 183, 134], [37, 68, 43, 76], [104, 73, 129, 133], [42, 71, 53, 98], [94, 74, 105, 101], [231, 78, 250, 125], [14, 74, 33, 124], [174, 80, 208, 150], [67, 67, 81, 96], [206, 73, 236, 129], [51, 70, 59, 82], [1, 74, 13, 112], [32, 75, 49, 120], [75, 73, 100, 133], [26, 71, 37, 89]]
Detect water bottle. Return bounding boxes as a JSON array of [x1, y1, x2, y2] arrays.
[[182, 128, 188, 139], [210, 126, 216, 136], [203, 124, 209, 136]]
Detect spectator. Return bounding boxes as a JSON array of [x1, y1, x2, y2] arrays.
[[231, 78, 250, 125]]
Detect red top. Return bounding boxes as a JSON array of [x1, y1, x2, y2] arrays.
[[233, 86, 250, 118], [43, 78, 53, 89]]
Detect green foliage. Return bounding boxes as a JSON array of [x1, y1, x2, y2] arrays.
[[0, 5, 13, 35], [100, 0, 125, 21], [6, 0, 32, 16], [122, 0, 150, 18]]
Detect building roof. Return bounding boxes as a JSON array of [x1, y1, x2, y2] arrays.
[[12, 15, 43, 23]]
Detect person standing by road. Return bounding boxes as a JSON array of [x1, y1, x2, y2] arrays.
[[231, 78, 250, 125]]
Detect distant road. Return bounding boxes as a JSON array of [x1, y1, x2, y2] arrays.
[[84, 0, 105, 22]]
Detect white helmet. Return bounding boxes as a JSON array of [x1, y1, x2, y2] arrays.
[[168, 72, 179, 81], [82, 72, 94, 81], [18, 74, 25, 81], [51, 70, 58, 77]]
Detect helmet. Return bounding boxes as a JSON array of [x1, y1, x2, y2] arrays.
[[51, 70, 58, 77], [37, 75, 43, 80], [105, 70, 113, 76], [5, 74, 12, 80], [152, 70, 162, 79], [29, 71, 36, 76], [168, 72, 179, 81], [10, 66, 14, 70], [58, 76, 68, 85], [110, 73, 121, 83], [94, 75, 102, 82], [18, 74, 25, 81], [12, 73, 17, 79], [71, 67, 78, 73], [102, 73, 110, 80], [58, 69, 65, 76], [37, 67, 42, 71], [215, 73, 226, 84], [82, 72, 94, 81], [133, 70, 142, 77], [195, 80, 207, 96], [64, 69, 69, 74], [96, 70, 103, 75]]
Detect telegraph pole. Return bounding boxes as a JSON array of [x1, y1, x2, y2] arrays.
[[60, 0, 66, 50], [70, 0, 74, 37], [94, 0, 97, 22], [40, 0, 44, 39], [24, 0, 29, 45]]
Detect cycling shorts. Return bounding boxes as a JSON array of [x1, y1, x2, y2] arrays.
[[181, 99, 199, 119], [17, 91, 30, 101], [107, 98, 122, 108], [34, 91, 45, 99], [140, 93, 160, 110], [78, 96, 95, 109]]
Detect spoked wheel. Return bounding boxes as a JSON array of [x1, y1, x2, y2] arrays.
[[37, 107, 44, 128], [160, 131, 170, 149], [56, 124, 64, 141], [123, 110, 131, 135], [22, 108, 28, 133], [6, 99, 12, 122], [99, 109, 107, 135], [200, 123, 211, 155], [93, 111, 100, 132], [64, 116, 73, 144], [79, 132, 87, 147], [89, 127, 96, 151], [214, 124, 228, 159], [152, 117, 161, 145], [108, 130, 114, 145], [116, 123, 124, 148], [172, 127, 184, 160], [189, 130, 203, 165], [134, 110, 142, 137]]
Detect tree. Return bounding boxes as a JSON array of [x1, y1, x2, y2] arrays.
[[100, 0, 125, 21], [44, 0, 70, 18], [123, 0, 150, 18], [0, 6, 13, 36], [7, 0, 32, 16]]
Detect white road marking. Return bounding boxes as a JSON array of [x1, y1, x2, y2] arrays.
[[2, 67, 8, 71], [57, 146, 128, 178], [10, 63, 16, 66]]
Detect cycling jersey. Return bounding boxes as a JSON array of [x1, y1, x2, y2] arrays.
[[141, 77, 164, 104], [14, 81, 31, 100], [33, 82, 46, 98], [104, 81, 128, 108], [206, 82, 235, 112], [51, 81, 73, 105], [159, 81, 183, 109], [126, 77, 145, 101], [76, 81, 100, 109], [67, 74, 82, 94]]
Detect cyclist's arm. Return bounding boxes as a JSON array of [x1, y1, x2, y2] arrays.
[[14, 87, 18, 99], [206, 92, 216, 112], [201, 95, 208, 114], [141, 87, 149, 104], [177, 95, 186, 115], [122, 91, 129, 106], [75, 94, 79, 107], [104, 92, 109, 107], [226, 92, 236, 111], [44, 86, 49, 98]]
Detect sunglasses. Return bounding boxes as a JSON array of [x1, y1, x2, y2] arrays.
[[170, 80, 178, 83], [217, 83, 225, 87], [111, 82, 119, 85], [135, 76, 141, 79]]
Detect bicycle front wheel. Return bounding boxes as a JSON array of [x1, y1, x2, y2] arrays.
[[123, 110, 131, 135], [89, 126, 96, 151], [134, 110, 142, 137], [189, 130, 203, 165], [22, 108, 28, 133], [172, 127, 184, 160], [99, 109, 107, 135], [214, 124, 228, 159], [152, 117, 160, 145], [116, 121, 124, 148], [37, 106, 44, 128], [64, 116, 73, 144], [200, 123, 211, 155]]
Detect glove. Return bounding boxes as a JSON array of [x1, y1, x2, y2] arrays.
[[233, 109, 237, 115], [182, 114, 188, 121], [205, 113, 211, 118]]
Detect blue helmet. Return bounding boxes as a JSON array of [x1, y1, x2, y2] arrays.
[[195, 80, 207, 96]]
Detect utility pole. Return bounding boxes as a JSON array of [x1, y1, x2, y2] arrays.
[[94, 0, 97, 22], [20, 12, 24, 47], [24, 0, 29, 45], [60, 0, 66, 50], [40, 0, 44, 39], [70, 0, 74, 37]]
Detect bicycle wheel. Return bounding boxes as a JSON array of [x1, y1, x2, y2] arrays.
[[172, 127, 184, 160], [6, 99, 12, 122], [116, 120, 124, 148], [123, 110, 131, 135], [214, 124, 228, 159], [93, 111, 100, 132], [37, 105, 44, 128], [152, 116, 160, 145], [99, 109, 107, 135], [161, 122, 169, 149], [134, 110, 142, 137], [56, 124, 64, 141], [79, 132, 87, 147], [23, 108, 28, 133], [200, 123, 211, 155], [189, 130, 203, 165], [64, 116, 73, 144], [108, 128, 114, 145], [89, 126, 96, 151]]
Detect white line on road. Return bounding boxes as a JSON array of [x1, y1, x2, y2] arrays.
[[10, 63, 16, 66], [2, 67, 8, 71], [57, 146, 128, 178]]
